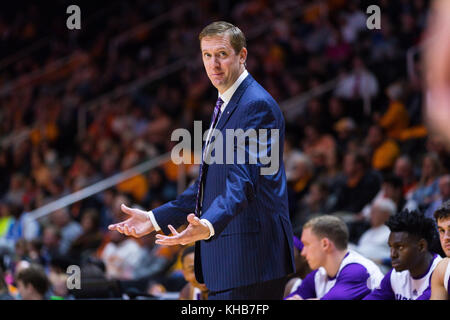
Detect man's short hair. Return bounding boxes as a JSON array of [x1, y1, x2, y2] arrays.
[[16, 264, 49, 296], [386, 209, 436, 246], [434, 199, 450, 221], [199, 21, 246, 54], [303, 215, 349, 250]]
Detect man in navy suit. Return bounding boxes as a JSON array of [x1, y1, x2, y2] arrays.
[[108, 21, 295, 300]]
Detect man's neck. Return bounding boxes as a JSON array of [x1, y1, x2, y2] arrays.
[[324, 249, 348, 279], [409, 252, 434, 279]]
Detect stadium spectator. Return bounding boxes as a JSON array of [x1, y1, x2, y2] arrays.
[[331, 151, 381, 215], [132, 232, 175, 280], [393, 155, 418, 198], [425, 175, 450, 219], [302, 123, 337, 169], [15, 264, 50, 300], [411, 153, 442, 210], [365, 124, 400, 172], [178, 246, 208, 300], [50, 207, 83, 256], [287, 153, 315, 220], [334, 56, 379, 121], [292, 179, 334, 231], [352, 198, 396, 274], [374, 81, 410, 141], [100, 230, 144, 280], [68, 209, 103, 262], [41, 225, 62, 267]]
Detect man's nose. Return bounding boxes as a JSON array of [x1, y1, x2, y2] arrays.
[[444, 229, 450, 240], [212, 56, 220, 68], [301, 248, 307, 257], [390, 248, 398, 259]]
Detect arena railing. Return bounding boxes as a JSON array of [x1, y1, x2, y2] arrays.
[[25, 152, 172, 222]]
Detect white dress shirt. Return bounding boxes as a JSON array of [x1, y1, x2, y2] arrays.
[[148, 69, 249, 239]]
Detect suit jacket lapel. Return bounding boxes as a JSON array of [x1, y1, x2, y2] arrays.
[[215, 74, 254, 132]]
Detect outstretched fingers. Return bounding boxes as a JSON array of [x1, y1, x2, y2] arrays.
[[168, 224, 179, 236], [108, 221, 125, 232], [120, 203, 135, 216]]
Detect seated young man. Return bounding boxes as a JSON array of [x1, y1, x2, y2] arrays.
[[285, 215, 384, 300], [431, 200, 450, 299], [364, 209, 442, 300], [16, 264, 50, 300], [178, 246, 208, 300]]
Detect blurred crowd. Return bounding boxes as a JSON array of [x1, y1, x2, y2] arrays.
[[1, 0, 448, 300]]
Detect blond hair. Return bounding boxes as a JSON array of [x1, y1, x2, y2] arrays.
[[303, 215, 349, 250]]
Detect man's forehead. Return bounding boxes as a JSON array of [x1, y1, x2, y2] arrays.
[[389, 231, 414, 243], [201, 35, 232, 50], [301, 227, 317, 241], [437, 217, 450, 228]]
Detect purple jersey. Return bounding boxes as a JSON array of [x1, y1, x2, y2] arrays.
[[286, 250, 383, 300], [364, 254, 442, 300]]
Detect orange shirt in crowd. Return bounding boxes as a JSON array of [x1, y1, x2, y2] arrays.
[[372, 139, 400, 171]]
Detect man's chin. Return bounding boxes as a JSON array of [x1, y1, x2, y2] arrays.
[[392, 265, 405, 272]]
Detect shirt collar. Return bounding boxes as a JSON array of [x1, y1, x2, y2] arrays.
[[218, 69, 249, 105]]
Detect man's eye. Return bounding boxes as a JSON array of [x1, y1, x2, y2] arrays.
[[204, 53, 211, 58], [220, 52, 227, 56]]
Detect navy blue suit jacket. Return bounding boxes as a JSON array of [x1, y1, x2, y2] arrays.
[[153, 74, 295, 292]]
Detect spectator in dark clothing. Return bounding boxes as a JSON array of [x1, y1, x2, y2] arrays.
[[68, 209, 103, 263], [331, 152, 381, 214], [331, 152, 382, 243]]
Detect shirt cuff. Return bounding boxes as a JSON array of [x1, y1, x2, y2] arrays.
[[200, 219, 215, 240], [147, 210, 161, 232]]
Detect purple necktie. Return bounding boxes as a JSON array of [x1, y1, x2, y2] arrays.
[[194, 97, 224, 217]]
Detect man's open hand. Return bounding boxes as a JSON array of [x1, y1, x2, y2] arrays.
[[155, 214, 211, 245], [108, 204, 154, 237]]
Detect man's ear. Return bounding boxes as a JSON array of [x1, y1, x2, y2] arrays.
[[321, 238, 331, 251], [240, 47, 247, 65], [417, 238, 428, 253]]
